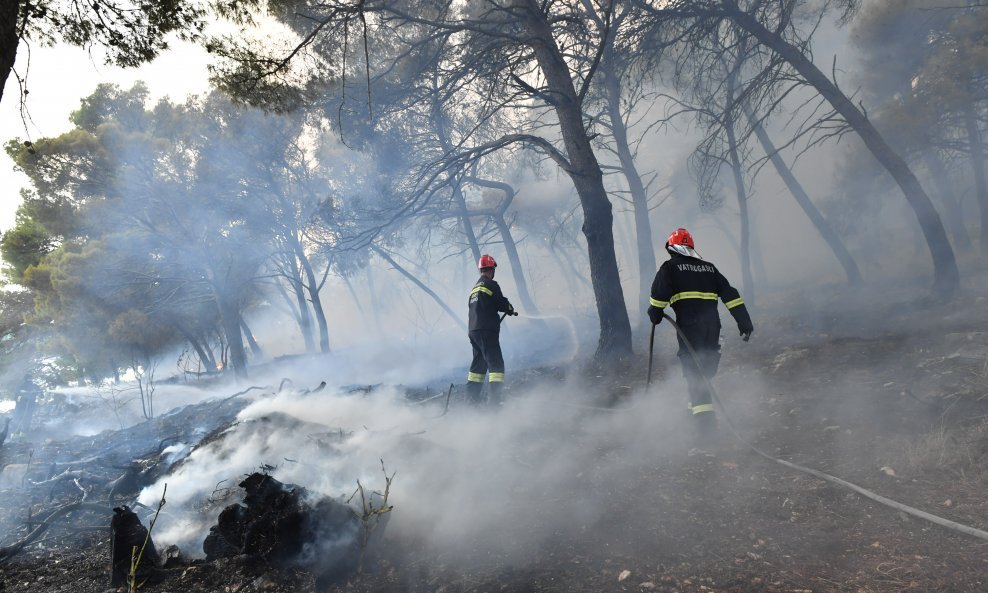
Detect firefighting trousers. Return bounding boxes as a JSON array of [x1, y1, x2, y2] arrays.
[[467, 329, 505, 384], [467, 330, 505, 405], [675, 317, 721, 416]]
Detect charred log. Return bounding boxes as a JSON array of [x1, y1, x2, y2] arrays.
[[203, 473, 385, 588], [110, 505, 159, 587]]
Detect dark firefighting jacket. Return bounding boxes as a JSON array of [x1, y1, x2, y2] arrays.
[[648, 254, 752, 332], [468, 275, 513, 331]]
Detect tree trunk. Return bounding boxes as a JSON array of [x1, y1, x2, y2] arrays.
[[453, 182, 482, 263], [462, 176, 542, 315], [492, 213, 542, 315], [370, 245, 466, 331], [519, 0, 632, 360], [963, 100, 988, 252], [277, 274, 315, 352], [710, 212, 740, 250], [746, 106, 862, 284], [364, 265, 385, 334], [0, 0, 19, 105], [293, 240, 331, 353], [218, 296, 248, 379], [725, 70, 754, 301], [728, 4, 959, 293], [602, 62, 657, 315], [285, 254, 316, 352], [240, 318, 263, 358], [434, 103, 483, 264], [191, 337, 216, 372], [175, 325, 217, 371], [748, 207, 771, 290], [922, 148, 971, 252], [342, 274, 365, 316]]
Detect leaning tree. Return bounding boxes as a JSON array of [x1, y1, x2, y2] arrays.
[[639, 0, 960, 293], [210, 0, 641, 360]]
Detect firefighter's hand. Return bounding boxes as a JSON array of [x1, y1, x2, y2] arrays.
[[647, 307, 663, 325], [739, 320, 753, 341], [507, 304, 518, 316]]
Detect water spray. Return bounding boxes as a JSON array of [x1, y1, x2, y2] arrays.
[[508, 312, 581, 365]]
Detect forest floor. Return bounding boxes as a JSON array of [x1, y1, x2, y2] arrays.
[[2, 287, 988, 593]]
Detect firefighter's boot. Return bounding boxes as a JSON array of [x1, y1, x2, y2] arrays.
[[692, 409, 718, 448], [695, 410, 717, 434], [487, 381, 503, 406], [465, 380, 485, 405]]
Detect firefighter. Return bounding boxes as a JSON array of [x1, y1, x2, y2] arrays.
[[647, 228, 753, 434], [467, 254, 517, 405], [12, 372, 40, 437]]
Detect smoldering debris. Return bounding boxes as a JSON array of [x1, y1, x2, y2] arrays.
[[0, 385, 255, 565], [110, 505, 160, 587], [0, 380, 401, 592], [203, 472, 390, 587]]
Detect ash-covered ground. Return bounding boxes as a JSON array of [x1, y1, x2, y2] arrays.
[[2, 288, 987, 593]]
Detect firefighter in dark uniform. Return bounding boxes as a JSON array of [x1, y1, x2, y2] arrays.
[[647, 228, 753, 434], [12, 372, 40, 437], [467, 254, 517, 404]]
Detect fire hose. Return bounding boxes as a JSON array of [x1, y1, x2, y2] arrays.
[[409, 310, 988, 541], [410, 311, 517, 417], [411, 310, 577, 416], [654, 311, 988, 543]]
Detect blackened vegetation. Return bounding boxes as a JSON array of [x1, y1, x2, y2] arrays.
[[0, 388, 250, 567], [0, 381, 400, 592], [110, 505, 159, 587], [204, 473, 387, 588]]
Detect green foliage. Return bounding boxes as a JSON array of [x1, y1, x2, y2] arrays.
[[843, 0, 988, 214], [4, 80, 351, 379], [23, 244, 128, 379], [19, 1, 207, 68], [21, 263, 51, 292], [109, 309, 179, 360], [0, 208, 54, 281], [852, 1, 988, 127], [71, 82, 152, 133]]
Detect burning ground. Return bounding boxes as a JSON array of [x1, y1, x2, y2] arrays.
[[1, 293, 988, 593]]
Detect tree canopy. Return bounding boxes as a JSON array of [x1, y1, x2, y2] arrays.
[[2, 0, 986, 380]]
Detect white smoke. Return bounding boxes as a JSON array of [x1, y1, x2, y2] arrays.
[[135, 356, 730, 562]]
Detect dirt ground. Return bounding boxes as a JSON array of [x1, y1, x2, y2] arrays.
[[2, 291, 987, 593]]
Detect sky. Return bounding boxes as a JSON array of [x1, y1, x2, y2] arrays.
[[0, 40, 214, 235]]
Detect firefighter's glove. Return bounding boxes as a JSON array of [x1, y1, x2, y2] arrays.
[[738, 319, 754, 342], [506, 304, 519, 317], [647, 306, 663, 326]]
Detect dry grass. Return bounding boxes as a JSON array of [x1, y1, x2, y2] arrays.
[[886, 418, 988, 480]]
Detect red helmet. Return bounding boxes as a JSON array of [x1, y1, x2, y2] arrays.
[[666, 228, 694, 249], [478, 254, 497, 269]]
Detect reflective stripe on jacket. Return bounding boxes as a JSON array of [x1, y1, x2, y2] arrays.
[[648, 254, 752, 329], [469, 275, 513, 331]]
